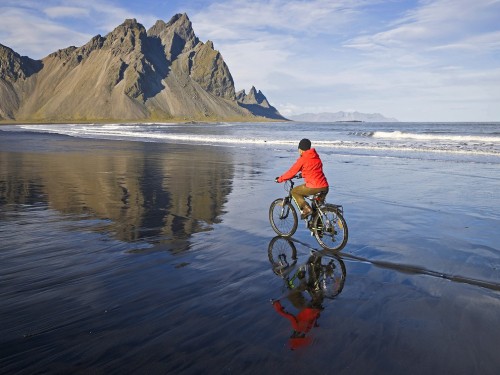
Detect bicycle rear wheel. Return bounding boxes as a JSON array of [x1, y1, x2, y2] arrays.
[[312, 205, 348, 251], [318, 255, 347, 299], [269, 198, 298, 237]]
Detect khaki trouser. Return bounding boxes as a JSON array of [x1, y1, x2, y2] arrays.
[[291, 184, 329, 211]]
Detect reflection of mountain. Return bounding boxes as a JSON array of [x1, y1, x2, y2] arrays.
[[0, 138, 233, 246]]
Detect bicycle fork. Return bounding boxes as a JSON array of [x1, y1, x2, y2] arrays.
[[279, 197, 292, 219]]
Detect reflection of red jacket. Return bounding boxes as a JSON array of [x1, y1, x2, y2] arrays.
[[277, 148, 328, 188], [273, 301, 320, 333]]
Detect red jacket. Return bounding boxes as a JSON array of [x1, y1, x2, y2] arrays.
[[273, 301, 320, 333], [278, 148, 328, 188]]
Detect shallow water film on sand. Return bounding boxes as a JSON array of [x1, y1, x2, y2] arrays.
[[1, 123, 500, 374]]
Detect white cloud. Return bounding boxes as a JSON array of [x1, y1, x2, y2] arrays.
[[429, 30, 500, 52], [214, 35, 297, 91], [347, 0, 500, 52], [191, 0, 372, 38], [44, 6, 90, 18], [0, 6, 91, 57]]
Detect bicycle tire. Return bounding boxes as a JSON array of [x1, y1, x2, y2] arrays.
[[267, 236, 298, 276], [312, 205, 348, 251], [318, 255, 347, 299], [269, 198, 298, 237]]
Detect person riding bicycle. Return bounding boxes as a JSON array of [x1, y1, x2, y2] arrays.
[[275, 139, 329, 219]]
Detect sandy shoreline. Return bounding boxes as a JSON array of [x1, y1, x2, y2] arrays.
[[1, 131, 499, 374]]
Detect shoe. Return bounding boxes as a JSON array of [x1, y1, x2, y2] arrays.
[[300, 205, 312, 219]]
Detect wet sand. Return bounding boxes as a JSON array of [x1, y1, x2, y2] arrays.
[[1, 130, 500, 374]]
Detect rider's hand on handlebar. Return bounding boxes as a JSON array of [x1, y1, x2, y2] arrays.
[[274, 177, 280, 183]]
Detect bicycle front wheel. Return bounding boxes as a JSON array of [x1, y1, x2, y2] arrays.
[[312, 205, 348, 251], [268, 236, 297, 276], [269, 198, 298, 237]]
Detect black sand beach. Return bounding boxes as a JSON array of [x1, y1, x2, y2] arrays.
[[1, 130, 500, 374]]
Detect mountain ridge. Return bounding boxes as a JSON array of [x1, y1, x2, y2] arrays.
[[0, 13, 286, 123]]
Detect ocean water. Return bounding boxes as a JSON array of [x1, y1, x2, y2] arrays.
[[6, 121, 500, 163]]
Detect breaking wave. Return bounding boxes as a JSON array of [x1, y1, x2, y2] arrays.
[[371, 131, 500, 144]]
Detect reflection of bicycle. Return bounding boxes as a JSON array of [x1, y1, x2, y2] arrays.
[[268, 236, 347, 350], [269, 175, 348, 251], [268, 236, 346, 300]]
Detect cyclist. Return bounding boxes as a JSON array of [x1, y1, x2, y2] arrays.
[[275, 139, 329, 219]]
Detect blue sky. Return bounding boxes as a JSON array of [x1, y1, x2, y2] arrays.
[[1, 0, 499, 121]]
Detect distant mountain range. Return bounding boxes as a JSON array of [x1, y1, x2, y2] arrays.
[[289, 111, 398, 122], [0, 13, 286, 123]]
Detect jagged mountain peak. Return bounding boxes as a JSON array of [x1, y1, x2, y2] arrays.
[[166, 13, 191, 27], [242, 86, 269, 106], [122, 18, 142, 27], [108, 18, 147, 40], [100, 18, 149, 58], [0, 43, 14, 56], [147, 13, 199, 62], [148, 13, 195, 40], [46, 19, 147, 63], [0, 43, 42, 80], [113, 18, 148, 36], [236, 86, 280, 117], [78, 35, 105, 58]]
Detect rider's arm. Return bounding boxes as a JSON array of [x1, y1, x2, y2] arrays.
[[273, 301, 299, 328], [277, 158, 304, 183]]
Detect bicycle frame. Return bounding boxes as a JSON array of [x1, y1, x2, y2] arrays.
[[281, 178, 343, 229]]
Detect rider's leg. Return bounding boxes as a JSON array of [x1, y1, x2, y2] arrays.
[[292, 185, 328, 218], [291, 184, 308, 212]]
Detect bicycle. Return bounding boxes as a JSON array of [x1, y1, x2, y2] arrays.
[[268, 236, 346, 300], [269, 174, 348, 251]]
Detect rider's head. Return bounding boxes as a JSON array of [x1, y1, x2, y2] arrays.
[[298, 139, 311, 153]]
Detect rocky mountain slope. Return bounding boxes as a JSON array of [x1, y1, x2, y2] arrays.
[[0, 13, 285, 123], [289, 111, 398, 122]]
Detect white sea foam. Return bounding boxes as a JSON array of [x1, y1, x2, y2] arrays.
[[372, 131, 500, 143]]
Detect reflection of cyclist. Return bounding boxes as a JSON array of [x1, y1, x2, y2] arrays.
[[275, 139, 329, 219], [272, 253, 325, 350], [272, 295, 323, 350]]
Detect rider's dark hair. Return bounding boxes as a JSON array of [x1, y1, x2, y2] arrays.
[[298, 139, 311, 151]]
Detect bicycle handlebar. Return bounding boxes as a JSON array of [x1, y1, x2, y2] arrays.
[[275, 173, 302, 183]]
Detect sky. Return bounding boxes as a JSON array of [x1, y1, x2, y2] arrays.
[[1, 0, 499, 122]]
